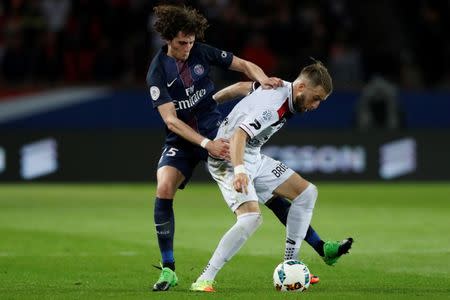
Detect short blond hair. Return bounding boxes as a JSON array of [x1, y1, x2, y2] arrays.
[[299, 60, 333, 95]]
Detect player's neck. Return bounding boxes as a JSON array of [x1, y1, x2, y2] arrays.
[[291, 81, 301, 113], [293, 98, 302, 113]]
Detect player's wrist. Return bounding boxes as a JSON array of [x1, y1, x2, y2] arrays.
[[200, 138, 211, 149], [234, 164, 246, 175]]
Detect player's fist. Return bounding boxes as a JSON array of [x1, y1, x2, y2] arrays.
[[206, 138, 230, 160], [260, 77, 283, 89], [233, 173, 249, 194]]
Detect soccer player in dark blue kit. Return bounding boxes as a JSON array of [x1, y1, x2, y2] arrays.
[[147, 5, 352, 291]]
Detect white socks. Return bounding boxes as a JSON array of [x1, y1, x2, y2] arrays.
[[195, 183, 318, 283], [284, 183, 318, 260], [197, 212, 262, 281]]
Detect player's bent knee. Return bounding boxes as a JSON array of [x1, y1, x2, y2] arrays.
[[310, 183, 318, 208], [299, 183, 318, 210], [308, 183, 318, 200], [237, 212, 263, 238], [156, 181, 178, 199]]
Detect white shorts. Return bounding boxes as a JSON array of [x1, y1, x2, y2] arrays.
[[208, 154, 295, 212]]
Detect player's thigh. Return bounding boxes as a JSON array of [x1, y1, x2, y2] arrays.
[[208, 157, 259, 213], [156, 165, 185, 198], [157, 145, 201, 197], [273, 172, 310, 201], [253, 155, 296, 202], [235, 201, 260, 216]]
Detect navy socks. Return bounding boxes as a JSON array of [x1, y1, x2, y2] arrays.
[[266, 196, 324, 256], [154, 198, 175, 270], [305, 226, 325, 256], [266, 196, 290, 226]]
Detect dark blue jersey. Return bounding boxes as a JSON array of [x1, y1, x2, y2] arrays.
[[146, 42, 233, 147]]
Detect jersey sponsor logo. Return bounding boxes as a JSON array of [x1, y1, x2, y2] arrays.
[[193, 64, 204, 75], [271, 162, 289, 178], [249, 119, 261, 130], [166, 78, 177, 87], [174, 88, 207, 110], [150, 86, 160, 101], [185, 85, 194, 96]]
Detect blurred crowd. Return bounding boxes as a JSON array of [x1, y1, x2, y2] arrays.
[[0, 0, 449, 90]]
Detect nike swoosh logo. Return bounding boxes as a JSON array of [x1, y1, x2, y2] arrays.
[[155, 221, 170, 226], [167, 78, 177, 87]]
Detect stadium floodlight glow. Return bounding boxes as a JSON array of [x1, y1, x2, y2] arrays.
[[20, 138, 58, 180], [0, 147, 5, 174]]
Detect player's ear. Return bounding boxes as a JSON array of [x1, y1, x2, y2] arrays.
[[297, 82, 306, 92]]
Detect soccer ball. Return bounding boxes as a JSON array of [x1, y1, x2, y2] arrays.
[[273, 260, 310, 292]]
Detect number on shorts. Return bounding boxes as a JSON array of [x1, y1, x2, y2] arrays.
[[158, 147, 178, 164], [158, 147, 179, 164], [165, 147, 179, 157]]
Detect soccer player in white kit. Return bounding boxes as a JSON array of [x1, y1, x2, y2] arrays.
[[191, 61, 333, 292]]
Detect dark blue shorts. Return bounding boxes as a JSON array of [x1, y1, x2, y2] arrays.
[[157, 144, 208, 189]]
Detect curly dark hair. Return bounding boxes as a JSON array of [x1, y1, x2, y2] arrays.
[[300, 58, 333, 95], [153, 4, 209, 41]]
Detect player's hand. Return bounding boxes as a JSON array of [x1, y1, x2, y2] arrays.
[[206, 138, 230, 160], [260, 77, 283, 89], [233, 173, 249, 194]]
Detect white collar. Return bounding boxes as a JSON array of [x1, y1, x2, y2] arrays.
[[286, 81, 296, 114]]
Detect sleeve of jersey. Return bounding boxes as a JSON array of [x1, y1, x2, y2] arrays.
[[250, 82, 261, 94], [146, 67, 172, 108], [239, 108, 279, 139], [199, 43, 233, 69]]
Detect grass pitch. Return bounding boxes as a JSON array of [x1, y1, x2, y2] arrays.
[[0, 183, 449, 299]]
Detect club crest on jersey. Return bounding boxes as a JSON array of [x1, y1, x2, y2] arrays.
[[262, 110, 272, 121], [150, 86, 160, 101], [193, 64, 204, 76]]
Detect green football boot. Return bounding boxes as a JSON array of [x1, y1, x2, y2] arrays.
[[190, 279, 216, 292], [152, 264, 178, 291], [323, 237, 354, 266]]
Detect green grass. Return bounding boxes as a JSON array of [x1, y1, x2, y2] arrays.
[[0, 183, 449, 299]]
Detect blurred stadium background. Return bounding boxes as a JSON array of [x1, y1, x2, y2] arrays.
[[0, 1, 449, 299], [0, 0, 450, 181]]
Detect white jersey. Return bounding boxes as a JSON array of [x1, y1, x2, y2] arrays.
[[209, 81, 297, 211], [216, 81, 296, 162]]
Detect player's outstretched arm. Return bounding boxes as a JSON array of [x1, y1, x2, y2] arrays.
[[230, 128, 249, 194], [158, 102, 229, 159], [228, 56, 282, 89], [213, 81, 253, 104]]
